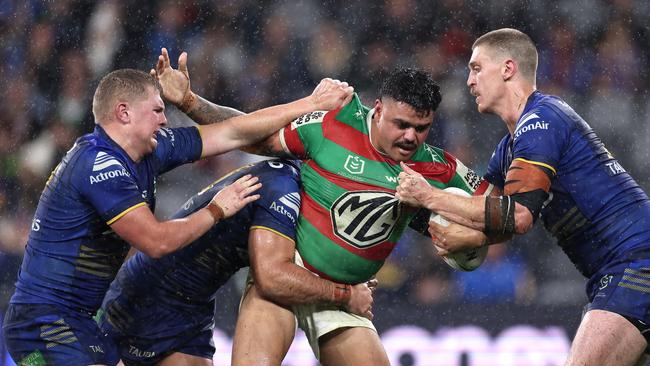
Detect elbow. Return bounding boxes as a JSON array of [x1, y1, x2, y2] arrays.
[[254, 268, 283, 300], [137, 243, 167, 259], [132, 235, 172, 259]]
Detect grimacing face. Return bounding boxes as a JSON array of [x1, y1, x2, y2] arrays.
[[129, 86, 167, 157], [467, 45, 505, 115], [373, 97, 433, 162]]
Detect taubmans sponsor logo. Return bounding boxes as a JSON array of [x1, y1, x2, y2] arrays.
[[90, 152, 130, 184], [331, 190, 400, 248]]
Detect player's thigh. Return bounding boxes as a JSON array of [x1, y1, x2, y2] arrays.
[[156, 352, 212, 366], [232, 284, 296, 366], [319, 326, 389, 366], [566, 309, 646, 366], [3, 304, 118, 366]]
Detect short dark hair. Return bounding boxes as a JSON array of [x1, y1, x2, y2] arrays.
[[92, 69, 162, 123], [472, 28, 538, 82], [379, 68, 442, 117]]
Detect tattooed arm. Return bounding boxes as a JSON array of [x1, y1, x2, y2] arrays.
[[185, 94, 245, 124], [152, 47, 245, 124]]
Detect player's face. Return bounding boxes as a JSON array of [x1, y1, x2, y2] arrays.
[[467, 45, 504, 114], [130, 86, 167, 156], [373, 97, 433, 161]]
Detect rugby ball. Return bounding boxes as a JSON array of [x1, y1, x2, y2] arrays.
[[430, 187, 488, 272]]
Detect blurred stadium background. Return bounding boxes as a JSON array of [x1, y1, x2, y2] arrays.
[[1, 1, 649, 365]]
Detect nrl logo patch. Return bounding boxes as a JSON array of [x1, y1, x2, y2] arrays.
[[344, 155, 365, 175], [331, 190, 400, 248]]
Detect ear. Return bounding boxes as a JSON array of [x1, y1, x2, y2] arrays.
[[115, 102, 130, 124], [503, 59, 517, 81], [373, 99, 383, 120]]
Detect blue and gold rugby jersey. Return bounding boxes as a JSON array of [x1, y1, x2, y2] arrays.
[[100, 159, 301, 337], [485, 91, 650, 277], [10, 125, 202, 314]]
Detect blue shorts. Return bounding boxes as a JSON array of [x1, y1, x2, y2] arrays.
[[3, 303, 119, 366], [585, 258, 650, 348], [98, 310, 214, 366]]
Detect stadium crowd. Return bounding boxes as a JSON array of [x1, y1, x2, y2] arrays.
[[1, 0, 649, 345]]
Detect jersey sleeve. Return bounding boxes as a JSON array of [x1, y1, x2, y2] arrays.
[[443, 151, 493, 196], [511, 107, 567, 176], [249, 172, 301, 241], [278, 110, 328, 159], [153, 126, 203, 174], [76, 150, 146, 224], [484, 136, 510, 189]]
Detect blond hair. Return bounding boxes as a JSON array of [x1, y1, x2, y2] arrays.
[[92, 69, 161, 123], [473, 28, 538, 83]]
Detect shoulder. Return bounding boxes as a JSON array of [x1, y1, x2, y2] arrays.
[[255, 160, 301, 191]]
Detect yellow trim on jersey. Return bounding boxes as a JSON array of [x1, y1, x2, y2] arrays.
[[107, 202, 147, 225], [195, 125, 205, 157], [514, 158, 557, 175], [198, 163, 255, 195], [250, 225, 295, 243]]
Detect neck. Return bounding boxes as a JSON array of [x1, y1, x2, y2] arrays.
[[101, 122, 141, 162], [500, 84, 536, 135]]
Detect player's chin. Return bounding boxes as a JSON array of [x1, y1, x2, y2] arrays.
[[393, 147, 416, 161], [149, 138, 158, 152]]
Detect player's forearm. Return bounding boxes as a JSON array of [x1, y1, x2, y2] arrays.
[[427, 193, 487, 229], [200, 96, 315, 157], [186, 94, 245, 125], [255, 262, 345, 307], [139, 207, 219, 258]]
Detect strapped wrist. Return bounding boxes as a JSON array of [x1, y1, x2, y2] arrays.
[[332, 283, 352, 305], [179, 90, 197, 114], [206, 202, 224, 224]]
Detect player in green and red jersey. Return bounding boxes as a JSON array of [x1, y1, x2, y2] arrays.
[[160, 59, 492, 365]]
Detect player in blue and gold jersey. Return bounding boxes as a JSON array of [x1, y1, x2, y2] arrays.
[[397, 28, 650, 366], [97, 159, 375, 366], [3, 53, 353, 366]]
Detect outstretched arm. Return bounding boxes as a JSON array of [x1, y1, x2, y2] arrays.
[[110, 175, 261, 258], [249, 229, 375, 319], [152, 47, 353, 158]]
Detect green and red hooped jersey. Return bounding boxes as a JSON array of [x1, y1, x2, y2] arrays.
[[279, 94, 491, 284]]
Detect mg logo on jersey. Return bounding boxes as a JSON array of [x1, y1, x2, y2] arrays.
[[344, 155, 365, 175], [331, 190, 400, 248]]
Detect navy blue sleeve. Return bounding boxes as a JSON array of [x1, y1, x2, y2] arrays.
[[153, 126, 203, 174], [249, 163, 300, 241], [484, 137, 508, 189]]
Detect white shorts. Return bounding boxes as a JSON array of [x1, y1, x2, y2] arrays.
[[292, 251, 376, 359]]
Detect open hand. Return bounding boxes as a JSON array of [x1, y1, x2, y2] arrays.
[[428, 219, 485, 255], [211, 174, 262, 218], [150, 47, 191, 106], [346, 279, 377, 320]]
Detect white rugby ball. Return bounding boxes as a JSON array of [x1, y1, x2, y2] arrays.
[[430, 187, 487, 272]]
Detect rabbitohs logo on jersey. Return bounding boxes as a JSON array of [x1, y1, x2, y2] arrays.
[[330, 190, 400, 248]]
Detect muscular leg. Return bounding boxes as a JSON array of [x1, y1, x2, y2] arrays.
[[156, 352, 212, 366], [566, 310, 647, 366], [319, 327, 389, 366], [232, 285, 296, 366]]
